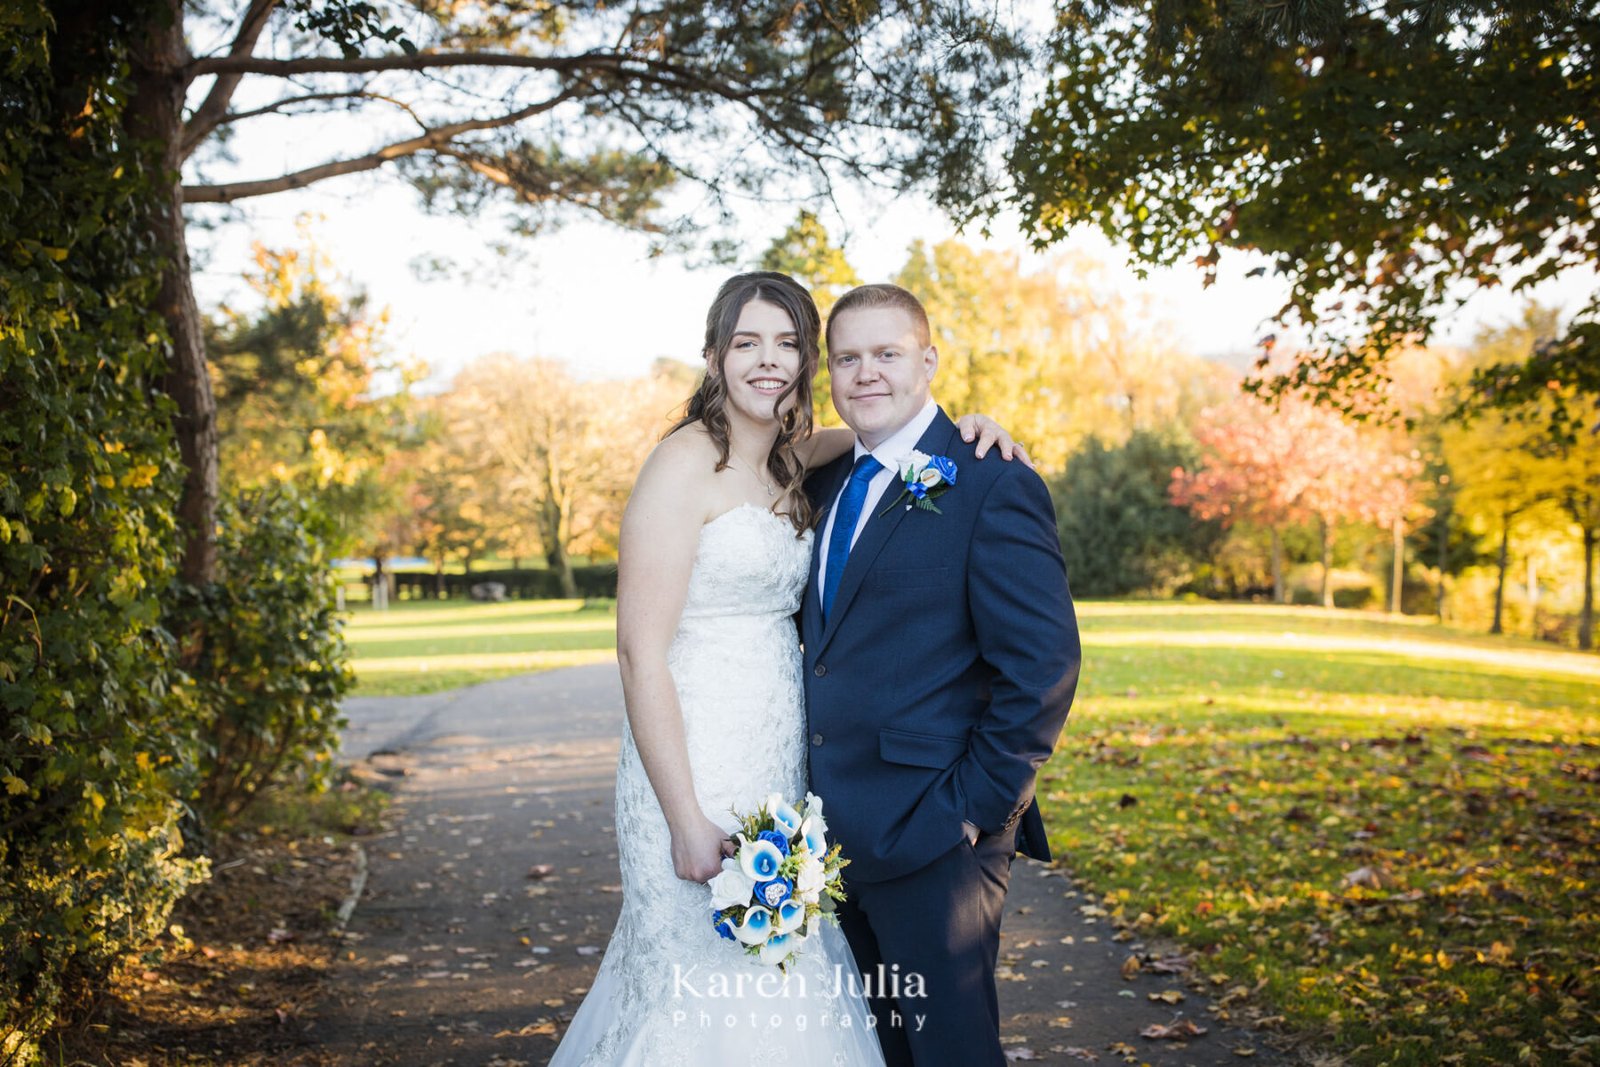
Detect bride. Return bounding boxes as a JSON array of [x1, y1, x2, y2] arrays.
[[548, 272, 1021, 1066]]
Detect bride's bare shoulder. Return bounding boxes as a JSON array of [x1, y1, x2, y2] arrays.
[[632, 421, 718, 502]]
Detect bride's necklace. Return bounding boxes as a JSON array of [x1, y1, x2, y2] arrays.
[[729, 444, 777, 497]]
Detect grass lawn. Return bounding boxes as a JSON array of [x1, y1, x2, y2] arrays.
[[341, 598, 617, 696], [1039, 602, 1599, 1066]]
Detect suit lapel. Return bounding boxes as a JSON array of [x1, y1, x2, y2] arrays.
[[814, 409, 960, 656]]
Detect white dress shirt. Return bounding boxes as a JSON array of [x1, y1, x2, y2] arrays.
[[816, 397, 940, 587]]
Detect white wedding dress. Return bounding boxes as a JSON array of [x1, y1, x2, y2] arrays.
[[548, 503, 887, 1067]]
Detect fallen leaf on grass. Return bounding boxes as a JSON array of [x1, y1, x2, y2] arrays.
[[1341, 865, 1389, 890]]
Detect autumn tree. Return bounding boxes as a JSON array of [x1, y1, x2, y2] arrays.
[[1172, 395, 1373, 604], [1442, 411, 1562, 633], [1544, 418, 1600, 649], [406, 410, 499, 596], [205, 223, 422, 554], [444, 355, 679, 597], [1012, 1, 1599, 426], [895, 240, 1228, 475], [117, 0, 1029, 589]]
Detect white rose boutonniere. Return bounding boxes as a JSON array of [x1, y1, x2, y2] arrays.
[[879, 451, 959, 515]]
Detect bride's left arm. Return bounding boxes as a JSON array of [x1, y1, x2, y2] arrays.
[[794, 417, 1034, 470]]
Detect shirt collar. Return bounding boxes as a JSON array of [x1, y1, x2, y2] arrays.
[[853, 398, 940, 473]]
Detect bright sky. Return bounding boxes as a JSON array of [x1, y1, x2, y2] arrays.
[[182, 64, 1597, 393]]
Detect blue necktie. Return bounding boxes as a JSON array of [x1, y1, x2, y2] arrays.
[[821, 453, 884, 622]]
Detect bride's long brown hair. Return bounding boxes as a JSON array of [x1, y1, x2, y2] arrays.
[[668, 272, 819, 535]]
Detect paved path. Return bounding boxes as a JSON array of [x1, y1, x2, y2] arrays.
[[304, 665, 1295, 1065]]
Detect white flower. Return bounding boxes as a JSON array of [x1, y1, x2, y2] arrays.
[[796, 853, 826, 899], [799, 814, 827, 857], [738, 834, 785, 883], [801, 793, 829, 837], [774, 898, 806, 934], [763, 793, 803, 838], [903, 449, 932, 474], [759, 930, 805, 967], [708, 858, 756, 911], [918, 466, 944, 488], [732, 906, 774, 946]]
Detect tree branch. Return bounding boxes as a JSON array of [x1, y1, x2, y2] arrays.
[[181, 0, 281, 159], [186, 49, 589, 79], [209, 89, 424, 130], [181, 89, 580, 204]]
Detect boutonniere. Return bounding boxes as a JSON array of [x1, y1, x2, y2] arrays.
[[879, 450, 959, 515]]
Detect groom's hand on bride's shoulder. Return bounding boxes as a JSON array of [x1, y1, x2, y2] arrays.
[[956, 414, 1035, 469]]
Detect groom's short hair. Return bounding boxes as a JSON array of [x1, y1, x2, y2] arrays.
[[827, 283, 932, 350]]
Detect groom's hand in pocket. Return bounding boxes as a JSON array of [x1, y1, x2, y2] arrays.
[[962, 819, 981, 846]]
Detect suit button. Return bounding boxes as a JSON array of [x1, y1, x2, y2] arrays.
[[814, 664, 827, 677], [811, 733, 824, 746]]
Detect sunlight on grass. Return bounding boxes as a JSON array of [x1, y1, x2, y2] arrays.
[[1043, 610, 1598, 1066], [342, 600, 616, 696]]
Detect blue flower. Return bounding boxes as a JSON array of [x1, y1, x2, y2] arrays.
[[757, 829, 791, 856], [712, 910, 736, 941], [931, 455, 958, 485], [755, 877, 792, 907]]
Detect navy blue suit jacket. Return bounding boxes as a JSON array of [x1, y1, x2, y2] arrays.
[[801, 408, 1080, 884]]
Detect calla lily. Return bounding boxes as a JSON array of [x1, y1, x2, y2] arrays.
[[763, 793, 804, 838], [774, 898, 806, 934], [803, 793, 828, 835], [738, 834, 785, 882], [759, 930, 805, 966], [732, 905, 773, 946], [800, 814, 827, 856]]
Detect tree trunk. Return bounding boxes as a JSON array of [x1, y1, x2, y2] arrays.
[[1390, 517, 1404, 614], [1270, 527, 1285, 604], [1435, 499, 1449, 623], [546, 541, 578, 599], [127, 0, 219, 589], [372, 552, 389, 610], [1581, 526, 1595, 652], [1319, 516, 1333, 608], [434, 557, 445, 599], [1491, 522, 1509, 635]]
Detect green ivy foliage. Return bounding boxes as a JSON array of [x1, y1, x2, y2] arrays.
[[0, 3, 209, 1055], [171, 485, 354, 830]]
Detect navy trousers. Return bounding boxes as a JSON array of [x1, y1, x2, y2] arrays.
[[834, 828, 1016, 1067]]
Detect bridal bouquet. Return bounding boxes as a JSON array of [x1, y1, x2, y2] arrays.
[[708, 791, 848, 970]]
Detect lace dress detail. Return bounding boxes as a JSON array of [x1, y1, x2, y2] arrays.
[[549, 504, 886, 1067]]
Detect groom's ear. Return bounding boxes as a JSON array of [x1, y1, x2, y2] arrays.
[[923, 344, 939, 381]]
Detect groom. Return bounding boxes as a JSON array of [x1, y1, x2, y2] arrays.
[[800, 284, 1080, 1067]]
